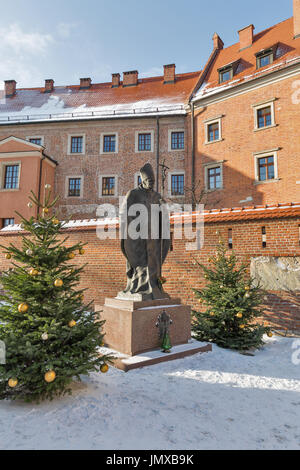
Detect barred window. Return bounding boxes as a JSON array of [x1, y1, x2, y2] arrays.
[[138, 133, 151, 151], [68, 178, 81, 197], [102, 177, 115, 196], [171, 132, 184, 150], [208, 166, 221, 190], [103, 135, 116, 153], [258, 156, 274, 181], [71, 136, 83, 153], [4, 165, 19, 189], [257, 106, 272, 128], [3, 218, 14, 227], [29, 138, 42, 146], [171, 174, 184, 196]]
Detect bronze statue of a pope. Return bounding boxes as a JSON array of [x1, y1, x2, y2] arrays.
[[117, 163, 170, 301]]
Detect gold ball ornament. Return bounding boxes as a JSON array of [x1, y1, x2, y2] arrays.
[[8, 378, 18, 388], [42, 208, 49, 214], [100, 364, 109, 373], [29, 268, 39, 277], [68, 252, 75, 260], [18, 303, 29, 313], [68, 320, 76, 328], [54, 279, 63, 287], [79, 248, 85, 255], [210, 312, 215, 317], [52, 218, 60, 225], [240, 324, 245, 329], [44, 370, 56, 383], [245, 286, 250, 291], [236, 312, 243, 319], [267, 332, 273, 338], [5, 253, 11, 260]]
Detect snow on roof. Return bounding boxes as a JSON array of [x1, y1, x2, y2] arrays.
[[0, 71, 201, 124], [1, 203, 299, 233], [193, 17, 300, 101]]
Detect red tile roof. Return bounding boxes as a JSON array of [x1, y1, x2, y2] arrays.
[[0, 71, 201, 123], [195, 17, 300, 98]]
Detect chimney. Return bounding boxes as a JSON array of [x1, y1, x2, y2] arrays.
[[294, 0, 300, 38], [4, 80, 16, 97], [213, 33, 224, 50], [44, 79, 54, 93], [238, 24, 254, 50], [80, 77, 92, 89], [112, 73, 120, 88], [123, 70, 138, 87], [163, 64, 176, 83]]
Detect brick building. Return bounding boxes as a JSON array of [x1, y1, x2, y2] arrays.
[[0, 67, 200, 224], [0, 2, 299, 224], [189, 6, 300, 209]]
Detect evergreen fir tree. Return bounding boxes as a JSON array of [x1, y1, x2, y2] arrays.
[[192, 239, 272, 351], [0, 189, 112, 402]]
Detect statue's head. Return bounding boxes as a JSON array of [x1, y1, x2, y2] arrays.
[[140, 163, 155, 190]]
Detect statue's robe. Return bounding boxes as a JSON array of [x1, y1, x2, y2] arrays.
[[118, 185, 170, 300]]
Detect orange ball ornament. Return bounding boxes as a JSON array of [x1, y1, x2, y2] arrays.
[[44, 370, 56, 383], [18, 303, 29, 313], [236, 313, 243, 319], [8, 378, 18, 388], [100, 364, 109, 373], [54, 279, 63, 287]]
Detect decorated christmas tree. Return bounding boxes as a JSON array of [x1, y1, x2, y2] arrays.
[[0, 188, 112, 402], [192, 239, 272, 351]]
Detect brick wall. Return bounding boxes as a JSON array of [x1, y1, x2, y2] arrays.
[[0, 212, 299, 331]]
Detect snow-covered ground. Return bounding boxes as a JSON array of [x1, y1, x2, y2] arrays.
[[0, 335, 299, 450]]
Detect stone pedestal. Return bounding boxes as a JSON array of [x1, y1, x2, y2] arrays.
[[96, 297, 191, 356]]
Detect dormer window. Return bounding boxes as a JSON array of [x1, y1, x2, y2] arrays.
[[218, 60, 240, 84], [256, 48, 274, 69], [219, 65, 233, 84]]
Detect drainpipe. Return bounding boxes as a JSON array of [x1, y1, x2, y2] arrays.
[[156, 116, 160, 192], [191, 102, 195, 209], [37, 155, 46, 216]]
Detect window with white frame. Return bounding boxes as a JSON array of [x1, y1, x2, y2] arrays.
[[99, 175, 118, 197], [100, 133, 118, 154], [68, 134, 85, 155], [135, 131, 154, 153], [168, 171, 185, 197], [204, 162, 223, 191], [204, 116, 223, 144], [253, 150, 279, 183], [26, 136, 44, 146], [2, 218, 15, 228], [0, 163, 20, 190], [65, 176, 83, 198], [168, 130, 185, 151], [252, 100, 276, 130]]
